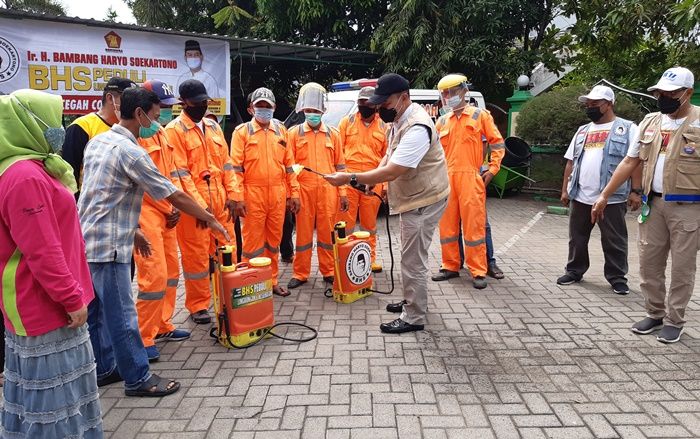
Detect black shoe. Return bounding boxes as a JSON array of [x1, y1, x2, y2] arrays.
[[380, 318, 424, 334], [386, 300, 407, 313], [287, 278, 306, 289], [323, 276, 334, 284], [473, 276, 487, 289], [190, 310, 211, 324], [612, 282, 630, 295], [556, 273, 580, 285], [487, 262, 504, 279], [97, 369, 123, 387], [630, 317, 664, 335], [431, 269, 460, 282], [657, 325, 684, 344]]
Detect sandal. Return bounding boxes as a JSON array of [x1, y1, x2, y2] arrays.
[[124, 374, 180, 397], [273, 286, 290, 297]]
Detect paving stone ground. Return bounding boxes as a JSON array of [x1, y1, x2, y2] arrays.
[[100, 194, 700, 439]]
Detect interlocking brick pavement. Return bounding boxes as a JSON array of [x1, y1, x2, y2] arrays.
[[97, 194, 700, 438]]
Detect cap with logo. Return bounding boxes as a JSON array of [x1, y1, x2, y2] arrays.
[[142, 79, 179, 106], [104, 77, 136, 93], [358, 86, 375, 101], [648, 67, 695, 92], [368, 73, 410, 105], [251, 87, 275, 106], [178, 79, 211, 103], [578, 85, 615, 104]]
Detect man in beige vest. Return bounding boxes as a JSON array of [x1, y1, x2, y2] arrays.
[[592, 67, 700, 344], [325, 73, 450, 334]]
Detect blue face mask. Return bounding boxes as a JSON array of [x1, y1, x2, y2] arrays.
[[305, 112, 322, 127], [13, 97, 66, 153], [447, 95, 463, 108], [254, 108, 274, 123], [138, 112, 160, 139], [158, 108, 173, 126]]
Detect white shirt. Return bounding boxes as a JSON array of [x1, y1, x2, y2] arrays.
[[627, 115, 689, 193], [388, 104, 431, 169], [176, 69, 221, 99]]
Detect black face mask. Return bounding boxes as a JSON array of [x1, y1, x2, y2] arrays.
[[585, 106, 604, 122], [657, 95, 682, 115], [184, 104, 208, 122], [358, 105, 375, 119]]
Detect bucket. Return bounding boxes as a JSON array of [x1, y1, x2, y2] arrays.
[[502, 136, 531, 168]]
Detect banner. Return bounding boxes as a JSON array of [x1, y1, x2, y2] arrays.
[[0, 17, 230, 115]]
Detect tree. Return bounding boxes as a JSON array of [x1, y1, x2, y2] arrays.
[[105, 6, 118, 23], [2, 0, 65, 15]]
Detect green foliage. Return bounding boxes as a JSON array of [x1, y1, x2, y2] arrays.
[[104, 6, 118, 23], [516, 85, 645, 148], [3, 0, 65, 15]]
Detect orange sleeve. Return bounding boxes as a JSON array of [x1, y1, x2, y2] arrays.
[[333, 130, 347, 197], [281, 127, 300, 199], [481, 111, 505, 175], [165, 124, 208, 209], [338, 117, 348, 153], [229, 126, 247, 202]]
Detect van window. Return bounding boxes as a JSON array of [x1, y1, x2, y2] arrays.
[[322, 100, 355, 127]]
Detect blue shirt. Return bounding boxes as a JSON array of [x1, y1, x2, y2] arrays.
[[78, 124, 177, 263]]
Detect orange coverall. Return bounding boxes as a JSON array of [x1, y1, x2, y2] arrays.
[[165, 113, 237, 314], [336, 113, 387, 263], [436, 107, 505, 277], [135, 129, 186, 347], [288, 122, 346, 280], [229, 119, 300, 286]]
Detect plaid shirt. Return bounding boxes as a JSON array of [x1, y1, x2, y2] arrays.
[[78, 124, 178, 263]]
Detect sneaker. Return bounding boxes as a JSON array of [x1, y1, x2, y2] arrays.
[[657, 325, 684, 344], [155, 329, 191, 342], [145, 345, 160, 362], [473, 276, 487, 289], [630, 317, 664, 335], [612, 282, 630, 295], [556, 273, 580, 285]]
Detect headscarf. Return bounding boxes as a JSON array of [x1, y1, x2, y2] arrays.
[[0, 89, 77, 193]]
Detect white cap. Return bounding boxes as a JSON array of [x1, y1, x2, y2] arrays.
[[648, 67, 695, 92], [578, 85, 615, 104]]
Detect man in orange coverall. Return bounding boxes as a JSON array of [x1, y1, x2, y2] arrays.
[[165, 79, 236, 324], [134, 80, 192, 362], [430, 74, 505, 289], [287, 82, 349, 289], [336, 86, 387, 273], [230, 87, 301, 297]]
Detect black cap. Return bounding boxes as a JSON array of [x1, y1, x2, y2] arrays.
[[368, 73, 410, 105], [185, 40, 202, 53], [104, 77, 136, 93], [178, 79, 210, 103]]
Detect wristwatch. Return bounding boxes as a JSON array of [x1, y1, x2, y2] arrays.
[[349, 173, 358, 187], [631, 188, 643, 195]]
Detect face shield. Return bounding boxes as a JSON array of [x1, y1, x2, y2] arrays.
[[440, 84, 469, 113], [295, 82, 327, 113]]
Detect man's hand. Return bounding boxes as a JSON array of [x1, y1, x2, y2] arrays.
[[324, 172, 351, 187], [627, 192, 642, 211], [67, 305, 88, 329], [481, 170, 494, 186], [165, 208, 180, 229], [287, 197, 301, 214], [134, 228, 152, 258], [561, 191, 570, 207], [591, 195, 608, 224], [225, 199, 237, 222], [339, 196, 349, 212], [233, 200, 247, 218], [208, 220, 231, 242], [196, 207, 212, 229]]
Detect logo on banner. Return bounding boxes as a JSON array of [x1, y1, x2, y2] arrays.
[[0, 36, 20, 83], [104, 31, 123, 53], [345, 242, 371, 285]]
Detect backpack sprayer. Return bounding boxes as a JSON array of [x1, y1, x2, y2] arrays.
[[199, 170, 317, 349], [293, 165, 396, 303]]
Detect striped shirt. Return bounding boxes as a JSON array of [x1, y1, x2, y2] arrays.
[[78, 124, 178, 263]]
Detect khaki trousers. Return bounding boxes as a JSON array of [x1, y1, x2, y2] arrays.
[[639, 196, 700, 327], [399, 198, 448, 325]]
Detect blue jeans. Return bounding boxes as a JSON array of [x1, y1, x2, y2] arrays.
[[459, 216, 496, 266], [88, 262, 151, 390]]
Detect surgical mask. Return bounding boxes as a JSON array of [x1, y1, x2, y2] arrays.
[[184, 104, 208, 122], [158, 108, 173, 126], [447, 95, 463, 108], [358, 105, 375, 119], [585, 106, 604, 122], [305, 112, 322, 127], [186, 57, 202, 69], [14, 97, 66, 152], [254, 108, 274, 123], [138, 112, 160, 139], [657, 94, 684, 115]]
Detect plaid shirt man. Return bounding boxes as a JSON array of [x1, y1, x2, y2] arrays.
[[78, 124, 177, 263]]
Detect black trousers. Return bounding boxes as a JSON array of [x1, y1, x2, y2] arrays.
[[566, 200, 628, 285], [281, 210, 296, 259]]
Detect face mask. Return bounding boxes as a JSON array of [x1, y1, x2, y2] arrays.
[[379, 96, 406, 123], [358, 105, 375, 119], [657, 94, 684, 115], [158, 108, 173, 126], [186, 57, 202, 69], [138, 111, 160, 139], [447, 95, 463, 108], [305, 112, 322, 127], [585, 106, 604, 122], [254, 108, 274, 124], [184, 104, 208, 122]]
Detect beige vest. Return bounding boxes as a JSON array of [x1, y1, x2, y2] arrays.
[[638, 105, 700, 199], [386, 103, 450, 214]]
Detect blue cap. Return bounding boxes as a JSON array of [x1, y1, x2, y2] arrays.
[[142, 80, 179, 106]]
